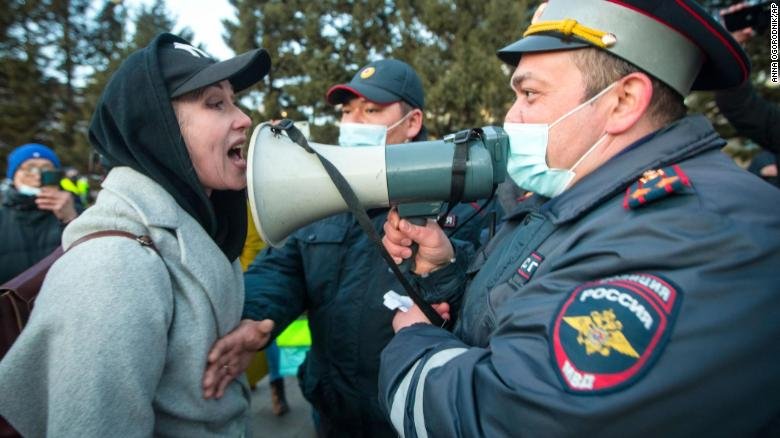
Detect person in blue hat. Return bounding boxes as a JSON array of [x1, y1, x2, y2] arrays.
[[379, 0, 780, 435], [202, 59, 500, 437], [0, 143, 79, 283]]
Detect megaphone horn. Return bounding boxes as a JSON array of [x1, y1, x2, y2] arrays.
[[247, 122, 508, 247]]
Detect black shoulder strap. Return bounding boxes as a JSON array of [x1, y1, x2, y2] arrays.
[[69, 230, 157, 254], [270, 120, 448, 328], [2, 231, 157, 296]]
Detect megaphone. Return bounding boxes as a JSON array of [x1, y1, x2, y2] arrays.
[[247, 122, 508, 247]]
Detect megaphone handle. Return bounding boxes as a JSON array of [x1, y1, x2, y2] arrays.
[[398, 217, 426, 274], [269, 119, 448, 328]]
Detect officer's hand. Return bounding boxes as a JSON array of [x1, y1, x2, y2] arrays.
[[202, 318, 274, 399], [392, 302, 451, 333], [383, 208, 454, 275], [36, 187, 77, 223]]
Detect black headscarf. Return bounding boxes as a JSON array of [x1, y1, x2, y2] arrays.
[[88, 33, 247, 261]]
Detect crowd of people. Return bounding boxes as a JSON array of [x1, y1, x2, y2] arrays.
[[0, 0, 778, 437]]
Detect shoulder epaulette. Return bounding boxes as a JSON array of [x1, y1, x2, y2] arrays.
[[623, 164, 691, 210]]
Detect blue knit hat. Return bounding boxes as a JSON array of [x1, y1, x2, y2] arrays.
[[6, 143, 61, 179]]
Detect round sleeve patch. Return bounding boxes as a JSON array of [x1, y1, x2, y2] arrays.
[[550, 273, 682, 394]]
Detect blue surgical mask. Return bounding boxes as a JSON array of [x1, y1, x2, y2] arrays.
[[337, 111, 414, 147], [338, 123, 388, 147], [505, 83, 616, 197]]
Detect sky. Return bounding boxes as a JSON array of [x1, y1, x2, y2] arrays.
[[123, 0, 236, 59]]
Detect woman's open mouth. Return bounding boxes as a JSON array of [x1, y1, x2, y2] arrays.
[[228, 144, 247, 168]]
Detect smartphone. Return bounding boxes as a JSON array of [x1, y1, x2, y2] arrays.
[[722, 1, 772, 33], [40, 169, 64, 187]]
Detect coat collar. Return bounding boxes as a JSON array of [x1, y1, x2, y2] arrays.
[[68, 166, 242, 335], [542, 115, 724, 224], [99, 166, 181, 230]]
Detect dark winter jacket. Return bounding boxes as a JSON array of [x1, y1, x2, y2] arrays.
[[0, 190, 66, 284], [716, 80, 780, 186], [243, 201, 499, 437]]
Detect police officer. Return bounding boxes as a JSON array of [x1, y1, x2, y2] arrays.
[[203, 59, 500, 437], [380, 0, 780, 436]]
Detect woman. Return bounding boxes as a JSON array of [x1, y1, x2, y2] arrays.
[[0, 33, 270, 436]]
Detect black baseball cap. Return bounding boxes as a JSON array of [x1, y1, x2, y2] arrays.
[[157, 33, 271, 98], [497, 0, 749, 96], [326, 59, 424, 109]]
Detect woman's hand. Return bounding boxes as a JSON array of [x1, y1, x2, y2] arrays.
[[202, 318, 274, 399]]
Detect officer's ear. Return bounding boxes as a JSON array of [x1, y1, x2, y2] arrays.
[[403, 108, 424, 141], [604, 72, 653, 135]]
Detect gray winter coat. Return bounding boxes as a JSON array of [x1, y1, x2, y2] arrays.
[[0, 167, 250, 437]]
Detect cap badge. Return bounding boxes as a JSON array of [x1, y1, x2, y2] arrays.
[[360, 67, 376, 79], [601, 33, 617, 48]]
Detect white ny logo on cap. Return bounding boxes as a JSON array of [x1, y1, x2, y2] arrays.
[[173, 42, 210, 58]]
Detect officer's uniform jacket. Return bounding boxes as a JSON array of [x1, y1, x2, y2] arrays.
[[380, 115, 780, 437]]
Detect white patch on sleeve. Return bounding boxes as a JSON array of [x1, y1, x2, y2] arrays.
[[412, 348, 468, 438]]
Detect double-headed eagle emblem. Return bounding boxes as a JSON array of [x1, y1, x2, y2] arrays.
[[563, 309, 640, 358]]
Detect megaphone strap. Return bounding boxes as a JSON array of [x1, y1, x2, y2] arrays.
[[271, 119, 312, 152], [449, 132, 469, 214], [437, 128, 479, 230], [269, 120, 450, 329]]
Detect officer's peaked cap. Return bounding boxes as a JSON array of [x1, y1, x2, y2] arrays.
[[497, 0, 750, 96]]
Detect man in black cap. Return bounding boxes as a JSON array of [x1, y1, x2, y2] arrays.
[[203, 59, 499, 437], [379, 0, 780, 435]]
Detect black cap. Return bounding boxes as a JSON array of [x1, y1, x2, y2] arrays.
[[496, 0, 750, 95], [326, 59, 424, 109], [158, 34, 271, 98]]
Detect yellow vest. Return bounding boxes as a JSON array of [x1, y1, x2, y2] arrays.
[[59, 178, 80, 195], [239, 203, 266, 271]]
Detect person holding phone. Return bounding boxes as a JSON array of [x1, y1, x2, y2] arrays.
[[715, 1, 780, 187], [0, 143, 79, 283]]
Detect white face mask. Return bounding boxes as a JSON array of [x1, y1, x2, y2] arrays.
[[338, 110, 413, 147], [16, 184, 41, 196], [505, 83, 616, 197]]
